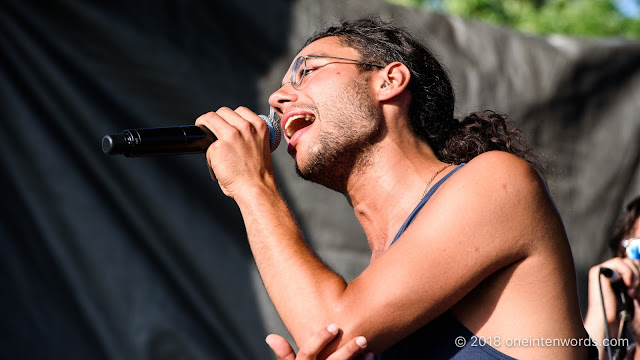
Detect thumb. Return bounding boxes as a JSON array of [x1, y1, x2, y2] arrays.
[[266, 334, 297, 360]]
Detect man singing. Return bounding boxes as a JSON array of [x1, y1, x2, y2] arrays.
[[196, 18, 596, 359]]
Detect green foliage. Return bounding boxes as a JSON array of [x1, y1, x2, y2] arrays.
[[386, 0, 640, 38]]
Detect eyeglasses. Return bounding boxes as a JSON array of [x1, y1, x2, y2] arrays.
[[282, 55, 385, 89], [622, 238, 640, 260]]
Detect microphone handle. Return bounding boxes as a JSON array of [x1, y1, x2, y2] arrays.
[[600, 267, 635, 317], [102, 125, 215, 157]]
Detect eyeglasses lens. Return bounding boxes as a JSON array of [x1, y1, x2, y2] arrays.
[[624, 238, 640, 260], [291, 56, 305, 88]]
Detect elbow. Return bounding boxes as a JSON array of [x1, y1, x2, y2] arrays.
[[283, 303, 341, 345], [289, 299, 354, 348], [293, 302, 380, 360]]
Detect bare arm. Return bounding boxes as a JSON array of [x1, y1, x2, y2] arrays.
[[235, 183, 349, 343], [196, 108, 546, 355]]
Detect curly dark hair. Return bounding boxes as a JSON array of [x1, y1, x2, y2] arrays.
[[610, 195, 640, 257], [303, 18, 538, 168]]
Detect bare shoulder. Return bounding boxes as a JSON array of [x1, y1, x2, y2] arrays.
[[448, 151, 549, 212], [463, 150, 542, 188], [416, 150, 561, 255], [432, 152, 583, 359], [440, 151, 547, 207]]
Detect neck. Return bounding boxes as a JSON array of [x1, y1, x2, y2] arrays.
[[342, 133, 449, 261]]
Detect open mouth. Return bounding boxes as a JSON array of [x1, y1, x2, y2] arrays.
[[284, 114, 316, 138]]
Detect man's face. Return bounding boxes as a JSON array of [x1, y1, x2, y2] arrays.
[[268, 36, 382, 191]]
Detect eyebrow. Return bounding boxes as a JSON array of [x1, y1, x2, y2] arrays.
[[279, 53, 362, 87], [279, 53, 331, 87]]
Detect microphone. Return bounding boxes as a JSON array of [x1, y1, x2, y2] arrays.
[[102, 109, 281, 157], [600, 267, 635, 360], [600, 267, 635, 317]]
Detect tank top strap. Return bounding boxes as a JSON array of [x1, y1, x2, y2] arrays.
[[390, 163, 465, 246]]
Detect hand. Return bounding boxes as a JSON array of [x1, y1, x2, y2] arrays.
[[584, 257, 640, 357], [265, 324, 374, 360], [195, 107, 274, 198]]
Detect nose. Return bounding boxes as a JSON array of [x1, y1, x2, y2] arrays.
[[268, 85, 298, 116]]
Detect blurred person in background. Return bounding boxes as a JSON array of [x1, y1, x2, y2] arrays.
[[585, 195, 640, 359]]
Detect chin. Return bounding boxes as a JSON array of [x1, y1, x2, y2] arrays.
[[291, 122, 379, 193], [293, 155, 352, 194], [294, 160, 327, 184]]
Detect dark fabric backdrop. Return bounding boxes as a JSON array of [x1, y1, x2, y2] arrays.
[[1, 0, 639, 359]]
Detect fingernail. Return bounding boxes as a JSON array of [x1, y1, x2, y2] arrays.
[[356, 336, 368, 348], [365, 353, 375, 360], [327, 324, 339, 334]]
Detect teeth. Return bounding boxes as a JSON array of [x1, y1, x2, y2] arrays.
[[285, 114, 315, 137]]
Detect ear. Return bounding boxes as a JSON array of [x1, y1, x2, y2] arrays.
[[374, 62, 410, 102]]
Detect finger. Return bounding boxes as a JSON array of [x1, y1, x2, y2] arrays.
[[195, 110, 239, 143], [216, 107, 253, 132], [265, 334, 297, 360], [232, 106, 272, 151], [588, 261, 625, 320], [590, 257, 627, 278], [215, 107, 263, 144], [296, 324, 341, 359], [206, 150, 217, 181], [622, 258, 639, 280], [622, 258, 640, 296], [203, 140, 217, 181], [325, 336, 368, 360], [598, 258, 635, 287], [195, 110, 245, 181], [217, 106, 272, 154], [234, 106, 269, 137], [236, 106, 274, 152]]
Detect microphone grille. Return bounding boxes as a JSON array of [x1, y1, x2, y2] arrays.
[[260, 107, 282, 152]]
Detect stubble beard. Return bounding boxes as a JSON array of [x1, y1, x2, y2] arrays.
[[294, 78, 381, 193]]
